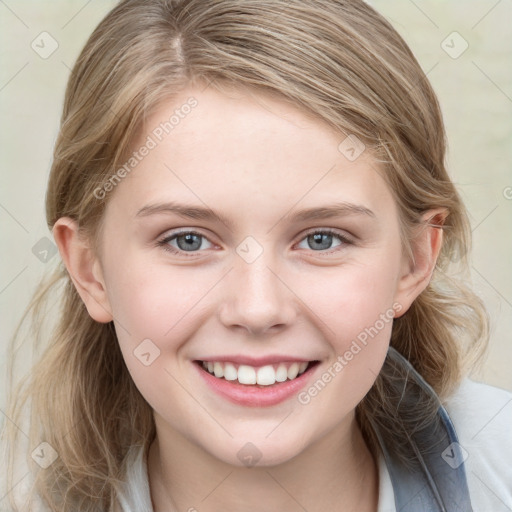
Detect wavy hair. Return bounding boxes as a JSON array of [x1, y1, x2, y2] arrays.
[[3, 0, 488, 510]]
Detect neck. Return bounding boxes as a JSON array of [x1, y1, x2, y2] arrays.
[[147, 414, 379, 512]]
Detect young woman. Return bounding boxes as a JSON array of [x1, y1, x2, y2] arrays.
[[3, 1, 511, 511]]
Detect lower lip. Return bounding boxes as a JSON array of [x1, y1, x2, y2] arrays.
[[193, 361, 319, 407]]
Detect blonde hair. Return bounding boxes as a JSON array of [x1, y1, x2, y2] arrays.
[[3, 0, 488, 510]]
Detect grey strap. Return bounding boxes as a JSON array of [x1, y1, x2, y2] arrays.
[[371, 347, 472, 511]]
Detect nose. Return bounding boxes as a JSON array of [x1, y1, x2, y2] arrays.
[[218, 253, 298, 336]]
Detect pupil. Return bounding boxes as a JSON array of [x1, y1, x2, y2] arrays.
[[178, 234, 201, 251], [309, 233, 332, 250]]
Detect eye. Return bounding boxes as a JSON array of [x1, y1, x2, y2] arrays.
[[295, 229, 352, 253], [156, 228, 353, 257], [157, 230, 215, 256]]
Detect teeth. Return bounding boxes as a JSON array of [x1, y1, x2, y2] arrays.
[[213, 362, 224, 378], [238, 365, 256, 385], [223, 363, 238, 381], [201, 360, 311, 386], [275, 364, 288, 382], [287, 363, 299, 380], [257, 365, 275, 385]]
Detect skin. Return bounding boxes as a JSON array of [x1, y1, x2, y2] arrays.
[[54, 83, 444, 512]]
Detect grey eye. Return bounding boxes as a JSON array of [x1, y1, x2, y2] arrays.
[[297, 232, 344, 251], [162, 232, 214, 253]]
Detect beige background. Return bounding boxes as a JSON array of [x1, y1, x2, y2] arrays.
[[1, 0, 511, 421]]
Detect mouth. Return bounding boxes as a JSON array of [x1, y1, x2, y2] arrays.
[[194, 359, 320, 387], [193, 360, 320, 407]]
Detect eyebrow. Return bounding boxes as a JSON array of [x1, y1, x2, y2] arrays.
[[135, 200, 375, 230]]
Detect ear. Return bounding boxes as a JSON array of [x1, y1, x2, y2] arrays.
[[53, 217, 113, 323], [393, 208, 447, 318]]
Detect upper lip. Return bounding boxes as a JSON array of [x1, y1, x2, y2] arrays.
[[195, 355, 317, 366]]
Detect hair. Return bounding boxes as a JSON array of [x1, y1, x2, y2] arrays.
[[3, 0, 489, 510]]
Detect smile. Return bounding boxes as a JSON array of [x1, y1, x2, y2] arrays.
[[193, 359, 321, 407], [199, 360, 312, 386]]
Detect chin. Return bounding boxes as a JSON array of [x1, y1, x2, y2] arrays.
[[212, 434, 308, 469]]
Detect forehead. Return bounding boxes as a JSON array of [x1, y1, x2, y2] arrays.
[[107, 84, 397, 225]]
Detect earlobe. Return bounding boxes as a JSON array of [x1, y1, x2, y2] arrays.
[[393, 208, 448, 318], [53, 217, 113, 323]]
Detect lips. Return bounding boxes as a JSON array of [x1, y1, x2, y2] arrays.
[[193, 358, 320, 407]]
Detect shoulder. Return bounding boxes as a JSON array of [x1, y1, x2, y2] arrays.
[[443, 378, 512, 511], [444, 378, 512, 446], [116, 444, 153, 512]]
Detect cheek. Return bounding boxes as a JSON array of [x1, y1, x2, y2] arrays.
[[302, 258, 400, 340], [108, 248, 400, 370], [106, 262, 212, 414], [295, 257, 400, 401], [104, 261, 224, 400], [105, 256, 214, 341]]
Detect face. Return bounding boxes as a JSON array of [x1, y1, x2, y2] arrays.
[[90, 84, 414, 467]]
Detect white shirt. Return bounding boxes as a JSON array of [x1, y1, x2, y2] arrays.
[[118, 378, 512, 511]]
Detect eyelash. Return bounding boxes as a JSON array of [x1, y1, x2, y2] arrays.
[[156, 228, 353, 257]]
